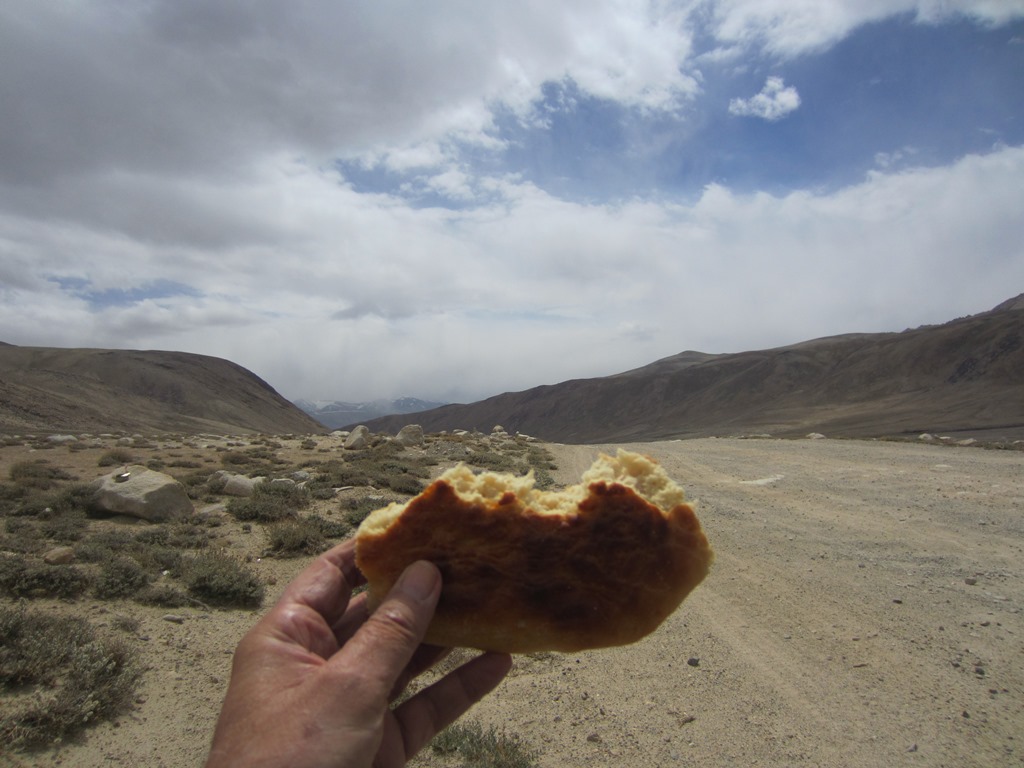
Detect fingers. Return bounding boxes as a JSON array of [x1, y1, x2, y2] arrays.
[[388, 645, 451, 702], [393, 652, 513, 758], [278, 539, 363, 626], [333, 560, 442, 695]]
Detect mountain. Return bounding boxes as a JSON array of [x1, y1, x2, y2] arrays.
[[360, 296, 1024, 443], [294, 397, 447, 430], [0, 346, 324, 435]]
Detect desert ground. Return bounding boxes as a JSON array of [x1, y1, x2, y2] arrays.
[[2, 434, 1022, 767]]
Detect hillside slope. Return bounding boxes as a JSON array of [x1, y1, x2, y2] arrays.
[[0, 346, 324, 435], [361, 300, 1024, 442]]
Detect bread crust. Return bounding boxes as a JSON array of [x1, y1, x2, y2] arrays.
[[355, 450, 713, 653]]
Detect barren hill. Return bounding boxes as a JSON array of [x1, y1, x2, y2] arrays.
[[0, 346, 324, 435], [361, 298, 1024, 442]]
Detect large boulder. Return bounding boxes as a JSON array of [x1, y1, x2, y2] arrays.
[[344, 425, 370, 450], [222, 473, 266, 497], [90, 465, 193, 522], [395, 424, 424, 447]]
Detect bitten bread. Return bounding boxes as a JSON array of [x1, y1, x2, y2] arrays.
[[355, 449, 713, 653]]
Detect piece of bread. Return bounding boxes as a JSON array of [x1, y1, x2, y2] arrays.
[[355, 449, 713, 653]]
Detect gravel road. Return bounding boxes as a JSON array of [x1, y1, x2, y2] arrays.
[[8, 436, 1021, 767], [455, 437, 1024, 767]]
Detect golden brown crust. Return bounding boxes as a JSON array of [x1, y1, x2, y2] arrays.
[[355, 452, 713, 653]]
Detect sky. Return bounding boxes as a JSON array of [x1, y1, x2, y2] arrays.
[[1, 1, 1023, 405]]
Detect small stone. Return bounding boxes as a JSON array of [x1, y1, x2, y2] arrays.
[[162, 614, 186, 624], [43, 546, 76, 565], [686, 657, 700, 667], [586, 733, 602, 743], [907, 743, 918, 753], [965, 577, 978, 586]]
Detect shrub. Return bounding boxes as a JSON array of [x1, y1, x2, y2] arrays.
[[307, 513, 350, 539], [0, 606, 140, 750], [339, 497, 389, 531], [0, 556, 92, 599], [430, 721, 540, 768], [8, 460, 73, 490], [183, 551, 264, 608], [97, 448, 135, 467], [137, 582, 190, 607], [266, 519, 327, 556], [95, 556, 151, 598], [227, 482, 309, 523]]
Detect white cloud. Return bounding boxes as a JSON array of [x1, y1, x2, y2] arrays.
[[2, 2, 1023, 404], [704, 0, 1024, 57], [729, 76, 801, 120], [2, 146, 1022, 402]]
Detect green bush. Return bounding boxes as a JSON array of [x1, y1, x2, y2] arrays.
[[137, 582, 190, 607], [95, 556, 151, 598], [183, 551, 264, 608], [0, 606, 140, 750], [0, 556, 92, 599], [339, 497, 390, 531], [8, 460, 73, 490], [266, 519, 327, 556], [227, 482, 309, 523], [431, 721, 540, 768], [97, 448, 135, 467]]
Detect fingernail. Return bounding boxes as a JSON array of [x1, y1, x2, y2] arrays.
[[397, 560, 439, 603]]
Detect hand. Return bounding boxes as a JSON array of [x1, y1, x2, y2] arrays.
[[205, 539, 512, 768]]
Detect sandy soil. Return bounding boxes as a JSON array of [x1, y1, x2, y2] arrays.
[[4, 436, 1023, 767]]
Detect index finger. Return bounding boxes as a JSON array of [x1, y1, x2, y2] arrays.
[[279, 539, 366, 627]]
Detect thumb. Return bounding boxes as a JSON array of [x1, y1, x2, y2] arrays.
[[336, 561, 442, 692]]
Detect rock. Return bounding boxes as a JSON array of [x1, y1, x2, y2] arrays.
[[90, 465, 193, 522], [958, 438, 977, 446], [586, 733, 602, 744], [687, 657, 700, 667], [805, 432, 826, 440], [270, 477, 296, 489], [207, 470, 231, 492], [46, 434, 78, 444], [345, 425, 370, 450], [492, 425, 506, 434], [919, 433, 935, 441], [43, 546, 76, 565], [395, 424, 424, 447], [222, 474, 266, 497], [162, 614, 186, 624]]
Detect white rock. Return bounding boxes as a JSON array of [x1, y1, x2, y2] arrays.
[[222, 474, 266, 497], [395, 424, 424, 447], [90, 465, 193, 522], [345, 425, 370, 450]]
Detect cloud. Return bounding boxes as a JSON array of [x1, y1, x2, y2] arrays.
[[2, 145, 1021, 402], [703, 0, 1024, 57], [729, 77, 802, 120], [2, 2, 1023, 405]]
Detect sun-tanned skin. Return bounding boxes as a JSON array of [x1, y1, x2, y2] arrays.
[[205, 539, 512, 768]]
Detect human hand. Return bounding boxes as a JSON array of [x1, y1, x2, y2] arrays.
[[205, 539, 512, 768]]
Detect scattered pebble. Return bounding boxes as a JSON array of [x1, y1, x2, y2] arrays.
[[687, 657, 700, 667], [162, 614, 186, 624]]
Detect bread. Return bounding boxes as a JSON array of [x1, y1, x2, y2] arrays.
[[355, 449, 713, 653]]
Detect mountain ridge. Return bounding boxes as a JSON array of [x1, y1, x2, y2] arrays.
[[0, 345, 323, 435], [357, 296, 1024, 442]]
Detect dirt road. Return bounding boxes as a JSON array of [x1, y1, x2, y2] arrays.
[[451, 437, 1024, 767], [9, 436, 1022, 767]]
